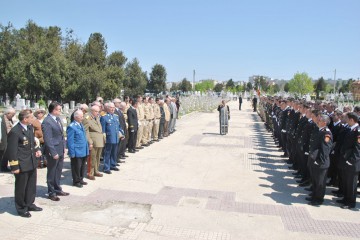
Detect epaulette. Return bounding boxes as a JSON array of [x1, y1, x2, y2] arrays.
[[114, 113, 118, 116], [85, 115, 90, 120], [100, 111, 106, 116], [70, 122, 75, 126]]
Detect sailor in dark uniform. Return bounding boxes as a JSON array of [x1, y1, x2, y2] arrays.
[[4, 109, 42, 217]]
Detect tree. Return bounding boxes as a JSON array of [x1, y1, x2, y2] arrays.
[[214, 83, 223, 92], [225, 79, 235, 89], [170, 82, 178, 92], [288, 72, 313, 96], [123, 58, 147, 96], [195, 80, 215, 92], [284, 82, 290, 92], [253, 76, 269, 91], [148, 64, 167, 93], [339, 78, 354, 93], [246, 82, 253, 92], [178, 78, 192, 92], [314, 77, 327, 99], [107, 51, 127, 67], [82, 32, 107, 68]]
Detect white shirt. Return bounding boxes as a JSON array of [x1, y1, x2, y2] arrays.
[[333, 120, 341, 127], [19, 122, 28, 131], [350, 123, 359, 131]]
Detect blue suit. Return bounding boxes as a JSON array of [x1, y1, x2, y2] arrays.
[[66, 122, 89, 158], [66, 121, 89, 185], [100, 113, 123, 171]]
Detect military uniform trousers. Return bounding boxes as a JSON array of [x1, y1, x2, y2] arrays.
[[164, 121, 169, 137], [311, 166, 328, 201], [136, 121, 146, 147], [71, 157, 86, 184], [15, 168, 37, 215], [47, 154, 64, 197], [146, 120, 153, 142], [103, 143, 118, 171], [89, 147, 102, 176], [152, 119, 160, 140], [342, 165, 359, 207]]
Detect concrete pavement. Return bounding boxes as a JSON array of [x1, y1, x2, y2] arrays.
[[0, 100, 359, 240]]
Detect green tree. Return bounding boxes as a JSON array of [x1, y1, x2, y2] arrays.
[[195, 80, 215, 92], [253, 76, 269, 91], [226, 79, 235, 89], [178, 78, 192, 92], [123, 58, 147, 96], [170, 82, 178, 92], [284, 82, 290, 92], [214, 83, 223, 92], [314, 77, 327, 99], [148, 64, 167, 93], [82, 32, 107, 68], [288, 72, 313, 96], [107, 51, 127, 67], [246, 82, 253, 92], [339, 78, 354, 93]]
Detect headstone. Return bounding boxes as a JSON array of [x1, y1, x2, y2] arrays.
[[70, 101, 75, 110], [34, 103, 39, 109], [16, 98, 26, 110], [25, 100, 31, 108], [47, 100, 52, 108], [63, 103, 69, 114]]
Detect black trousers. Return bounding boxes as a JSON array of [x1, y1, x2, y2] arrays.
[[239, 103, 242, 110], [70, 157, 87, 184], [0, 149, 8, 170], [281, 132, 287, 153], [128, 130, 137, 150], [342, 166, 359, 207], [311, 167, 328, 201], [159, 122, 164, 138], [14, 168, 37, 215], [46, 154, 64, 197]]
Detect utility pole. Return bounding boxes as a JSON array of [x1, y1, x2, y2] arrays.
[[333, 69, 336, 93]]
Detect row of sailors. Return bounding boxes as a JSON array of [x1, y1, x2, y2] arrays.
[[259, 97, 360, 209]]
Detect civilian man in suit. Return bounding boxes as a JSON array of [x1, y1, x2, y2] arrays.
[[239, 96, 243, 110], [5, 109, 42, 217], [42, 101, 69, 201], [337, 112, 360, 209], [118, 102, 129, 160], [83, 104, 104, 180], [1, 107, 16, 172], [100, 102, 124, 174], [67, 110, 89, 188], [114, 98, 127, 162], [127, 99, 138, 153]]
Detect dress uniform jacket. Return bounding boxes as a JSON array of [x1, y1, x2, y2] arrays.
[[83, 114, 105, 148], [340, 125, 360, 171], [0, 115, 8, 151], [100, 113, 123, 144], [127, 107, 138, 131], [66, 122, 89, 158], [309, 127, 332, 169], [5, 123, 38, 172]]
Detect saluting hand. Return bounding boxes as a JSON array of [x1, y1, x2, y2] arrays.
[[12, 169, 20, 174]]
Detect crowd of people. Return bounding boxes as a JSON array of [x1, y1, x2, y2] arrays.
[[258, 97, 360, 209], [0, 95, 180, 217]]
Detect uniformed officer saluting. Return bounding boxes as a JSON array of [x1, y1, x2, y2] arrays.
[[5, 109, 42, 217], [100, 102, 124, 174], [306, 114, 333, 206]]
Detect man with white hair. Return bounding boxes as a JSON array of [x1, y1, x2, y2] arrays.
[[1, 107, 16, 172], [100, 102, 124, 174], [66, 110, 89, 188]]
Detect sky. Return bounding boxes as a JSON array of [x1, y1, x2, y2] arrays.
[[1, 0, 359, 82]]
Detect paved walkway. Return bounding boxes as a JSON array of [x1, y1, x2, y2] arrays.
[[0, 100, 359, 240]]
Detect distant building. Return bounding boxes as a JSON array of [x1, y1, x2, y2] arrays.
[[351, 81, 360, 101], [248, 75, 271, 83]]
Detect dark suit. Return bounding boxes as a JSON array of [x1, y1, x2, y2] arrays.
[[239, 97, 242, 110], [5, 123, 38, 215], [115, 109, 127, 158], [42, 114, 65, 197], [339, 125, 360, 207], [127, 106, 138, 151]]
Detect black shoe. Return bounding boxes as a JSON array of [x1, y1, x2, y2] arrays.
[[119, 160, 125, 163], [294, 175, 302, 179], [326, 181, 336, 186], [136, 146, 144, 149], [122, 155, 129, 158], [336, 199, 346, 204], [73, 183, 83, 188], [305, 197, 313, 201], [292, 172, 300, 175], [119, 156, 126, 159], [110, 167, 119, 171], [304, 187, 312, 191], [308, 201, 322, 206], [80, 181, 87, 185], [128, 149, 136, 153], [341, 205, 356, 209], [116, 163, 120, 166], [20, 211, 31, 218], [299, 181, 310, 187], [104, 170, 112, 174], [57, 191, 70, 196], [28, 206, 43, 212], [296, 179, 306, 184], [48, 195, 60, 201]]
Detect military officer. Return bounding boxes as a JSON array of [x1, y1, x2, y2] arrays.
[[127, 99, 139, 153], [66, 110, 89, 188], [83, 104, 104, 180], [5, 109, 42, 217], [136, 95, 145, 149], [337, 112, 360, 209], [306, 114, 332, 206], [152, 98, 161, 141], [142, 96, 151, 146], [100, 102, 124, 174]]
